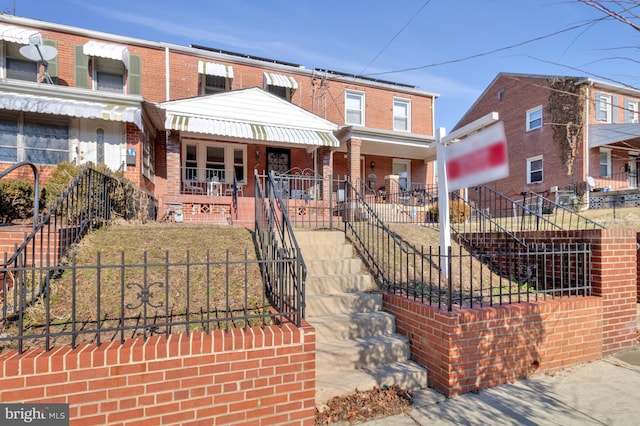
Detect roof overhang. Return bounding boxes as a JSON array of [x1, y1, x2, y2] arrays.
[[589, 123, 640, 149], [161, 87, 339, 147], [337, 126, 437, 161]]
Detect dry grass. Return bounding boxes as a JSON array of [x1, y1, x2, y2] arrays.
[[577, 206, 640, 229], [4, 222, 267, 349]]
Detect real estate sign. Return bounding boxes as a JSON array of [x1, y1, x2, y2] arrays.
[[444, 121, 508, 191]]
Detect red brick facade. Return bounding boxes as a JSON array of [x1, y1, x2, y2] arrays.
[[0, 324, 316, 426], [383, 228, 637, 396]]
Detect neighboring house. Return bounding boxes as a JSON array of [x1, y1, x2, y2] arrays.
[[453, 72, 640, 208], [0, 15, 439, 224]]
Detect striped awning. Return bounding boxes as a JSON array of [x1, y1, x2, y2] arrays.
[[264, 72, 298, 89], [0, 92, 142, 128], [166, 114, 338, 147], [83, 40, 130, 69], [0, 24, 42, 45], [198, 61, 234, 79]]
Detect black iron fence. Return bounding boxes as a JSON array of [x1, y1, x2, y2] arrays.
[[1, 165, 156, 322], [341, 180, 592, 311], [254, 170, 306, 326], [0, 250, 290, 353]]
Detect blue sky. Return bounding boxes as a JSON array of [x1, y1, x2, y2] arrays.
[[3, 0, 639, 131]]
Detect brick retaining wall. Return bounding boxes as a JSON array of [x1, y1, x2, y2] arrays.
[[385, 228, 637, 396], [0, 323, 316, 425]]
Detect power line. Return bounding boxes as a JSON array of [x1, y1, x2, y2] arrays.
[[358, 0, 432, 76], [363, 18, 609, 78]]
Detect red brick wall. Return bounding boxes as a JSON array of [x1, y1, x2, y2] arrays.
[[384, 294, 602, 396], [0, 324, 316, 425], [637, 233, 640, 304], [383, 228, 637, 396]]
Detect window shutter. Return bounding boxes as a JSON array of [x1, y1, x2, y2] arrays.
[[624, 99, 631, 123], [43, 40, 58, 84], [128, 54, 142, 95], [612, 96, 619, 123], [74, 44, 89, 89]]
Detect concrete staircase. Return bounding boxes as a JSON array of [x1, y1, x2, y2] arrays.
[[294, 229, 428, 406]]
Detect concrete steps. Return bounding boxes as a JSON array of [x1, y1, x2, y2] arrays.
[[296, 229, 428, 406]]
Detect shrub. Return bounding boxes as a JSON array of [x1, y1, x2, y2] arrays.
[[0, 178, 34, 224], [43, 162, 82, 208], [427, 199, 471, 223]]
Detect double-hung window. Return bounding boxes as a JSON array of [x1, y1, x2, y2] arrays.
[[625, 99, 639, 124], [599, 148, 611, 178], [393, 98, 411, 131], [345, 91, 365, 126], [596, 93, 613, 123], [527, 155, 543, 184], [76, 41, 141, 95], [526, 106, 542, 131], [5, 41, 37, 82]]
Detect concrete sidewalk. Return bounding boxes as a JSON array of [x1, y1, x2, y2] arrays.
[[356, 346, 640, 426]]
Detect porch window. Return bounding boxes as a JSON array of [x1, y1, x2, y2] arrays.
[[183, 140, 247, 184], [392, 159, 411, 190], [599, 148, 611, 178], [0, 111, 69, 165], [527, 155, 543, 184]]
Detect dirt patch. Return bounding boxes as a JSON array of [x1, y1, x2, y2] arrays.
[[315, 385, 413, 425]]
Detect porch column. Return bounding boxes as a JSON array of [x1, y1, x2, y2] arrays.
[[347, 137, 362, 184], [166, 130, 181, 195], [319, 147, 333, 200]]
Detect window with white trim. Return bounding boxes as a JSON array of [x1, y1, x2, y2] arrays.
[[626, 100, 639, 123], [182, 141, 247, 184], [142, 126, 155, 180], [599, 148, 611, 177], [526, 155, 543, 184], [393, 98, 411, 131], [93, 56, 125, 93], [392, 159, 411, 190], [526, 106, 542, 131], [0, 111, 69, 165], [345, 91, 365, 126], [596, 93, 612, 123]]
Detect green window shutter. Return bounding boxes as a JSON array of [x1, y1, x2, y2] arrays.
[[128, 54, 142, 95], [74, 44, 89, 89], [43, 40, 58, 84]]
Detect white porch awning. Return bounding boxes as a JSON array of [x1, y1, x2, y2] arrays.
[[0, 92, 142, 128], [83, 40, 130, 69], [166, 114, 337, 147], [589, 123, 640, 149], [198, 61, 234, 79], [0, 24, 42, 45], [264, 72, 298, 89]]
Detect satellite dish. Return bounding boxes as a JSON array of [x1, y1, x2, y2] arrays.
[[19, 44, 58, 62], [587, 176, 596, 188]]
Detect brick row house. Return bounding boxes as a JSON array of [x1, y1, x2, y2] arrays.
[[0, 15, 439, 225], [454, 72, 640, 208]]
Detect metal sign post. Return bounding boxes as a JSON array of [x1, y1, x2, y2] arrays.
[[436, 112, 501, 278]]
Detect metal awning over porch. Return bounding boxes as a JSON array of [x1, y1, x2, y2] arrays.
[[161, 87, 339, 147], [0, 91, 142, 128], [589, 123, 640, 149]]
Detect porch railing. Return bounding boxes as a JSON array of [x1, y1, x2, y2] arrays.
[[254, 170, 306, 326], [178, 166, 241, 196], [591, 171, 639, 192], [341, 179, 592, 311]]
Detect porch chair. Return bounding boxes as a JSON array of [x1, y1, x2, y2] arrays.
[[224, 182, 244, 197]]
